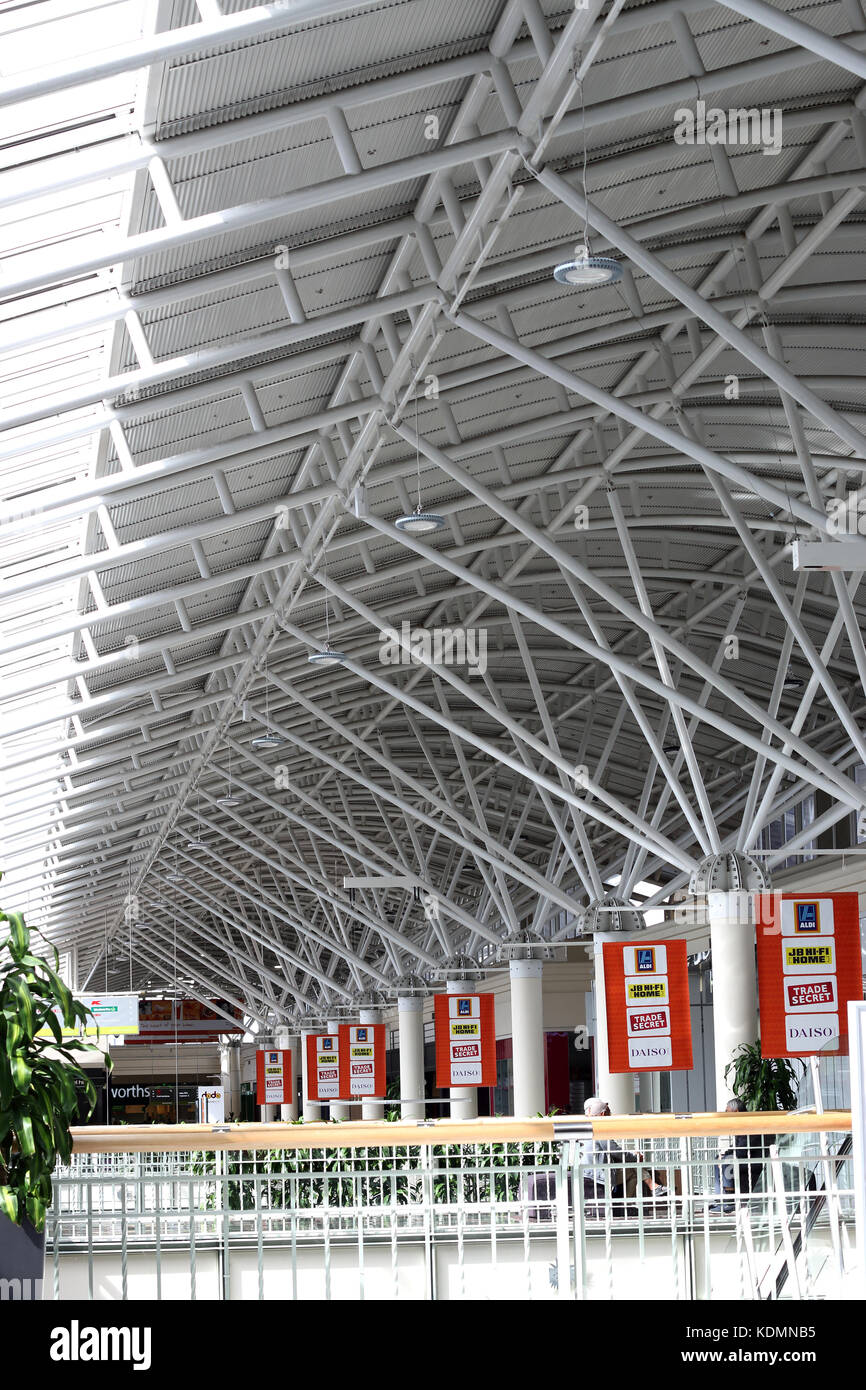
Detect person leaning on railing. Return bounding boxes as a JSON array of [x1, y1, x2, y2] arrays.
[[709, 1098, 771, 1212], [583, 1098, 668, 1215]]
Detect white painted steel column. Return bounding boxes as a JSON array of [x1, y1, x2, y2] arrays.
[[398, 994, 426, 1119], [220, 1039, 241, 1120], [708, 890, 758, 1107], [219, 1041, 233, 1118], [260, 1103, 276, 1121], [328, 1019, 351, 1120], [301, 1033, 321, 1122], [510, 958, 546, 1117], [638, 1072, 654, 1113], [280, 1033, 299, 1121], [591, 933, 635, 1115], [447, 979, 479, 1120], [359, 1007, 385, 1121]]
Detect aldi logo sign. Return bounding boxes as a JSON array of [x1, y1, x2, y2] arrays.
[[795, 902, 820, 933], [338, 1023, 386, 1098], [434, 992, 496, 1088], [306, 1033, 341, 1101], [757, 893, 862, 1058], [603, 939, 692, 1073], [256, 1047, 292, 1106]]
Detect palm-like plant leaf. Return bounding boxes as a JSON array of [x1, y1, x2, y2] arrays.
[[1, 889, 108, 1231]]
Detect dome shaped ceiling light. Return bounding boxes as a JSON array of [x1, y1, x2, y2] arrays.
[[308, 644, 348, 666], [308, 547, 348, 665], [216, 741, 243, 806], [250, 652, 285, 747], [394, 371, 445, 535], [554, 243, 622, 288], [552, 61, 624, 292]]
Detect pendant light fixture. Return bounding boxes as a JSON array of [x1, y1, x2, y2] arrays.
[[308, 550, 347, 665], [186, 795, 207, 851], [216, 740, 243, 807], [395, 374, 445, 534], [553, 61, 622, 290], [251, 651, 286, 746]]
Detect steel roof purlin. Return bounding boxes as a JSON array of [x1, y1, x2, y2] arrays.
[[3, 0, 866, 1022]]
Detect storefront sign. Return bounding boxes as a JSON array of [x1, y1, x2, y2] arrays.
[[107, 1081, 199, 1123], [127, 997, 244, 1043], [256, 1048, 292, 1106], [81, 994, 139, 1036], [37, 993, 139, 1039], [197, 1086, 225, 1123], [603, 940, 693, 1072], [756, 892, 863, 1057], [306, 1032, 341, 1102], [338, 1024, 386, 1099], [434, 992, 496, 1088]]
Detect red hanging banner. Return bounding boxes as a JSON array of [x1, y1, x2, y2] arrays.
[[256, 1048, 292, 1106], [603, 940, 693, 1073], [305, 1031, 341, 1102], [338, 1023, 386, 1099], [756, 891, 863, 1057], [434, 992, 496, 1089]]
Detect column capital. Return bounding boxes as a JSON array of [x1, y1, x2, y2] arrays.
[[509, 957, 544, 979]]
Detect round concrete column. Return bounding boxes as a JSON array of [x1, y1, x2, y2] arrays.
[[359, 1008, 385, 1121], [397, 994, 426, 1119], [300, 1033, 321, 1122], [327, 1019, 351, 1121], [279, 1034, 299, 1121], [689, 853, 768, 1110], [591, 933, 635, 1115], [708, 889, 759, 1107], [509, 959, 545, 1117], [446, 980, 479, 1120], [260, 1103, 276, 1122], [220, 1039, 241, 1121]]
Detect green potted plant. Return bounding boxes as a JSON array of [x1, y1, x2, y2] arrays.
[[0, 899, 103, 1297], [724, 1040, 803, 1110]]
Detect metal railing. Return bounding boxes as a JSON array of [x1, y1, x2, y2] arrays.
[[42, 1113, 856, 1301]]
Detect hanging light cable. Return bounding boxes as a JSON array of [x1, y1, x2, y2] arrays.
[[252, 649, 286, 745], [308, 546, 348, 665], [186, 792, 207, 851], [216, 739, 243, 806], [553, 57, 622, 289], [395, 370, 445, 535]]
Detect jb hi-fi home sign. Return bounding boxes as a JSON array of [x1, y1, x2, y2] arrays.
[[756, 892, 863, 1057], [603, 940, 693, 1072]]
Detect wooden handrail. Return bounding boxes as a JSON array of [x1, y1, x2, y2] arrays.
[[68, 1110, 852, 1153]]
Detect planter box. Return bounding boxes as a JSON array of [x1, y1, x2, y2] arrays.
[[0, 1213, 45, 1301]]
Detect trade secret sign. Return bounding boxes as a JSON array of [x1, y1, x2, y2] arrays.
[[338, 1023, 386, 1099], [433, 992, 496, 1088], [756, 892, 863, 1057], [256, 1048, 292, 1106], [603, 940, 693, 1072], [305, 1032, 341, 1102]]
